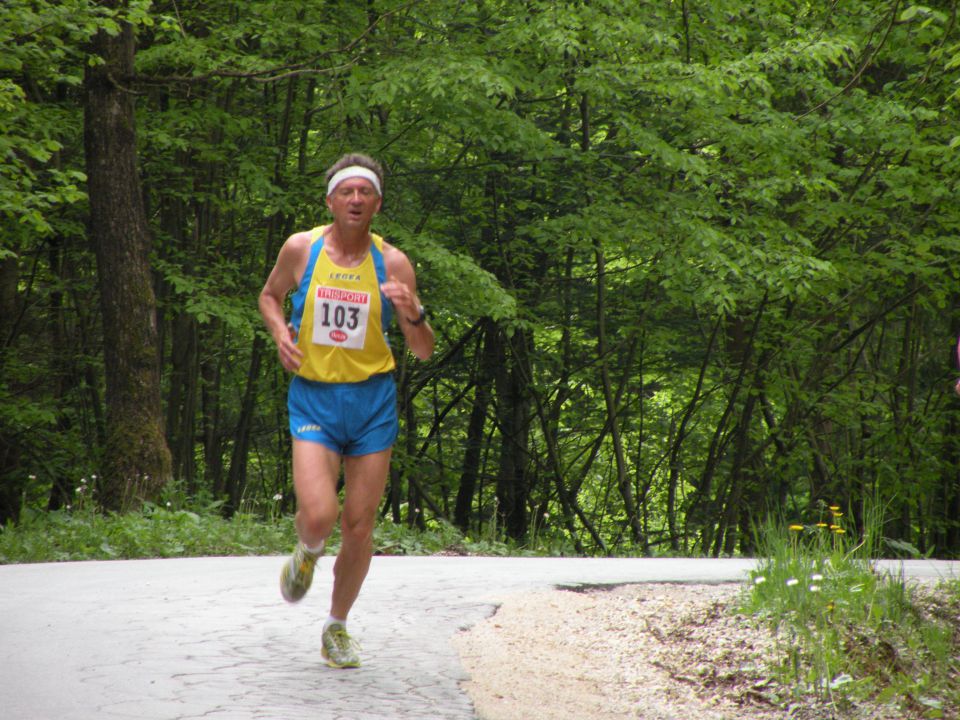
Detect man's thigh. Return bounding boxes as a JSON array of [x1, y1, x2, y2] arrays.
[[341, 449, 392, 525], [292, 439, 341, 510]]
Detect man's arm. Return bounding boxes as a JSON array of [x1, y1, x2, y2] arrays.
[[259, 233, 309, 372], [380, 245, 435, 361]]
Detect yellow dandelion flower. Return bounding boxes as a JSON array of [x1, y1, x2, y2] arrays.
[[816, 522, 828, 528], [829, 506, 840, 511], [832, 527, 846, 534], [789, 524, 804, 531], [831, 511, 844, 518]]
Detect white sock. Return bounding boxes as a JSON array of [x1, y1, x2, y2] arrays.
[[324, 615, 346, 632], [304, 539, 325, 556]]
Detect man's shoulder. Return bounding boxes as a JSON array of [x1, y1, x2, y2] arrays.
[[379, 239, 408, 261], [381, 242, 415, 276], [294, 225, 326, 242], [284, 229, 319, 252]]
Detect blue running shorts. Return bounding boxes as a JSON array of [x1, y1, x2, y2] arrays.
[[287, 373, 398, 456]]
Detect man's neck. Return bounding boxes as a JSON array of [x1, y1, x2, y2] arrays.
[[324, 222, 372, 264]]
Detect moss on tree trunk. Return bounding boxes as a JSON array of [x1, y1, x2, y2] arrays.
[[84, 7, 171, 511]]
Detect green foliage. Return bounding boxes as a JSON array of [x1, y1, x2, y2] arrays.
[[4, 0, 960, 558], [377, 222, 519, 326], [153, 256, 261, 331], [374, 516, 516, 557], [0, 0, 101, 238]]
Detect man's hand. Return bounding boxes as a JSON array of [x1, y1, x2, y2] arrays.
[[380, 274, 421, 324], [274, 322, 303, 372], [380, 244, 434, 361]]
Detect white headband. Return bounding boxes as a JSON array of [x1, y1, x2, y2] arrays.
[[326, 166, 382, 197]]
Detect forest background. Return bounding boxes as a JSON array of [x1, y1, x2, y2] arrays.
[[3, 0, 960, 559]]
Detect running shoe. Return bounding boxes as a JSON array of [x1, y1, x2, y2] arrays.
[[321, 622, 361, 668], [279, 542, 320, 603]]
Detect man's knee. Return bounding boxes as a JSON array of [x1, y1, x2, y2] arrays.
[[298, 502, 337, 538], [340, 509, 376, 546]]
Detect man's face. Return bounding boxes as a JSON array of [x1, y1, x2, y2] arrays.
[[326, 177, 381, 226]]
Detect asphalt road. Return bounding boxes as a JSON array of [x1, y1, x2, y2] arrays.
[[1, 556, 957, 720]]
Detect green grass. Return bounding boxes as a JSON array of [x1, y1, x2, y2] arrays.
[[0, 504, 297, 563], [0, 503, 568, 564], [742, 502, 959, 718]]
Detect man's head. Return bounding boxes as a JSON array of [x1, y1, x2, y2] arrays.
[[325, 153, 384, 226], [325, 153, 384, 199]]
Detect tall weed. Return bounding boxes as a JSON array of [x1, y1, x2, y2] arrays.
[[743, 502, 958, 717]]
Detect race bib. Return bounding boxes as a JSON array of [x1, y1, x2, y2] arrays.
[[312, 286, 370, 350]]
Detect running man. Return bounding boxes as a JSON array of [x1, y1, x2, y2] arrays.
[[259, 153, 434, 667]]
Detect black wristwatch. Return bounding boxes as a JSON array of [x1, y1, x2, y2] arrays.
[[407, 305, 427, 326]]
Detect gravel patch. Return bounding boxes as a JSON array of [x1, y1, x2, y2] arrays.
[[453, 583, 927, 720]]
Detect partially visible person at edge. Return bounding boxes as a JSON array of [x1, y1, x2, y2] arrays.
[[259, 153, 434, 668]]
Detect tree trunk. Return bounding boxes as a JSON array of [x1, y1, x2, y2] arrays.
[[84, 8, 171, 511], [158, 184, 200, 493], [455, 319, 497, 532], [594, 240, 644, 547], [47, 239, 81, 511], [0, 247, 24, 523], [493, 324, 531, 540], [666, 316, 721, 550], [712, 395, 758, 557], [530, 388, 603, 555], [203, 322, 226, 498], [693, 300, 766, 551], [224, 334, 264, 515], [166, 309, 199, 490], [396, 355, 426, 530], [0, 253, 17, 349]]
